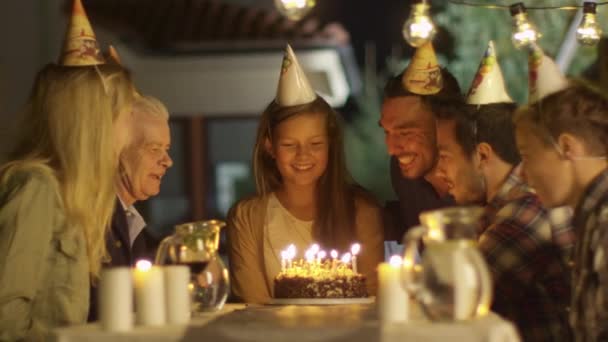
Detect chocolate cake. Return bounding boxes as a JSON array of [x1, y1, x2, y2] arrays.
[[273, 260, 368, 298]]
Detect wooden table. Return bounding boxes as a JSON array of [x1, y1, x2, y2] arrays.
[[53, 302, 520, 342]]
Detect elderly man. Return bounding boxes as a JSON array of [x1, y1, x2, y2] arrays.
[[88, 94, 173, 321], [379, 42, 461, 240]]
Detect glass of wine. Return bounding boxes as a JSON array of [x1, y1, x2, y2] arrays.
[[155, 220, 229, 313]]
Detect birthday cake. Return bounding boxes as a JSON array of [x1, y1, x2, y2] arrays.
[[273, 244, 368, 299]]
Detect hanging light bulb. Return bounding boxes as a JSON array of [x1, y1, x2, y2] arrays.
[[274, 0, 316, 21], [402, 0, 437, 48], [577, 2, 602, 46], [510, 3, 541, 49]]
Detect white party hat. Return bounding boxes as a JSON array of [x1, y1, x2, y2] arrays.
[[276, 44, 316, 107], [466, 41, 513, 105], [528, 44, 569, 103]]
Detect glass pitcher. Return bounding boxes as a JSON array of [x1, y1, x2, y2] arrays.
[[155, 220, 229, 313], [402, 206, 492, 321]]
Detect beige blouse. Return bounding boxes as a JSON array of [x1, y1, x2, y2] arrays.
[[227, 193, 385, 304]]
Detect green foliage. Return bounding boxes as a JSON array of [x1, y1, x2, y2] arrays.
[[344, 86, 394, 202], [434, 0, 605, 103]]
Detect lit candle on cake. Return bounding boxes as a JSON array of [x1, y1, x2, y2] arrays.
[[330, 250, 338, 271], [317, 250, 326, 265], [378, 255, 409, 323], [350, 243, 361, 274], [341, 253, 352, 271], [133, 260, 166, 326], [305, 249, 315, 264], [280, 250, 288, 271], [286, 244, 296, 268]]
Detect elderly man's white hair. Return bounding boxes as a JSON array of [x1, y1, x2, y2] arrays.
[[132, 95, 169, 120]]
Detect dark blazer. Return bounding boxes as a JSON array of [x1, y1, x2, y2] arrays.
[[385, 157, 454, 242], [87, 199, 160, 321]]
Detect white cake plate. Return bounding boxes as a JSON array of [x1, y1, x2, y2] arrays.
[[267, 297, 375, 305]]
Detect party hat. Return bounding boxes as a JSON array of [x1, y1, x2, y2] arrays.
[[402, 42, 443, 95], [466, 41, 513, 105], [528, 44, 569, 103], [59, 0, 105, 66], [107, 45, 122, 65], [276, 44, 316, 107]]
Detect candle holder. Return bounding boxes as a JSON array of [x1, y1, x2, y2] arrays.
[[155, 220, 229, 313]]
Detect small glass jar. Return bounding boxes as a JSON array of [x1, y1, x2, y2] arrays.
[[156, 220, 229, 313]]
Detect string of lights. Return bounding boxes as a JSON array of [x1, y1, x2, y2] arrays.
[[271, 0, 604, 48], [401, 1, 604, 48], [446, 1, 608, 10]]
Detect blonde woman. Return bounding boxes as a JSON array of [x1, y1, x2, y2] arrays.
[[0, 63, 135, 340]]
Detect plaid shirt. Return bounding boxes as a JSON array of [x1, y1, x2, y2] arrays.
[[571, 169, 608, 342], [479, 166, 573, 342]]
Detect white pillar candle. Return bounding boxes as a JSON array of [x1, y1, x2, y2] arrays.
[[378, 256, 409, 323], [133, 260, 166, 326], [99, 267, 133, 331], [164, 265, 191, 325]]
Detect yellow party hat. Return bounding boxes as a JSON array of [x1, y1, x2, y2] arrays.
[[276, 44, 317, 107], [467, 41, 513, 105], [402, 42, 443, 95], [59, 0, 105, 66], [528, 44, 568, 104]]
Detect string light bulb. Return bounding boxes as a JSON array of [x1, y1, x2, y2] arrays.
[[402, 0, 437, 48], [510, 3, 541, 49], [274, 0, 316, 21], [577, 2, 602, 46]]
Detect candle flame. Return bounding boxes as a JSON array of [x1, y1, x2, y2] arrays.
[[310, 243, 320, 254], [317, 250, 327, 260], [281, 250, 288, 260], [389, 255, 403, 267], [330, 250, 338, 259], [287, 244, 296, 259], [341, 252, 352, 264], [135, 259, 152, 271], [304, 249, 315, 262], [350, 243, 361, 255]]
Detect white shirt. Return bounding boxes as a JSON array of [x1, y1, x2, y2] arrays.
[[118, 197, 147, 247], [263, 193, 313, 294]]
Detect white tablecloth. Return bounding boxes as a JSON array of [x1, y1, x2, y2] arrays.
[[53, 302, 520, 342]]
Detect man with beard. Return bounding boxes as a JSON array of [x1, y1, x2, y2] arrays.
[[379, 42, 461, 239], [434, 41, 572, 341]]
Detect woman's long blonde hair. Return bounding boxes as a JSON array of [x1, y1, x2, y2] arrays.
[[1, 63, 135, 280]]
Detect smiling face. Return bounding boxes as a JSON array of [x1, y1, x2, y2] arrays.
[[515, 122, 571, 207], [118, 114, 173, 204], [435, 119, 485, 204], [267, 112, 329, 189], [380, 96, 437, 179]]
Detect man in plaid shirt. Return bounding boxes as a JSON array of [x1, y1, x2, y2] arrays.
[[430, 96, 574, 341]]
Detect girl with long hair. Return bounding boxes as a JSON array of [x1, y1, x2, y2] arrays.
[[0, 63, 135, 339], [227, 46, 384, 304]]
